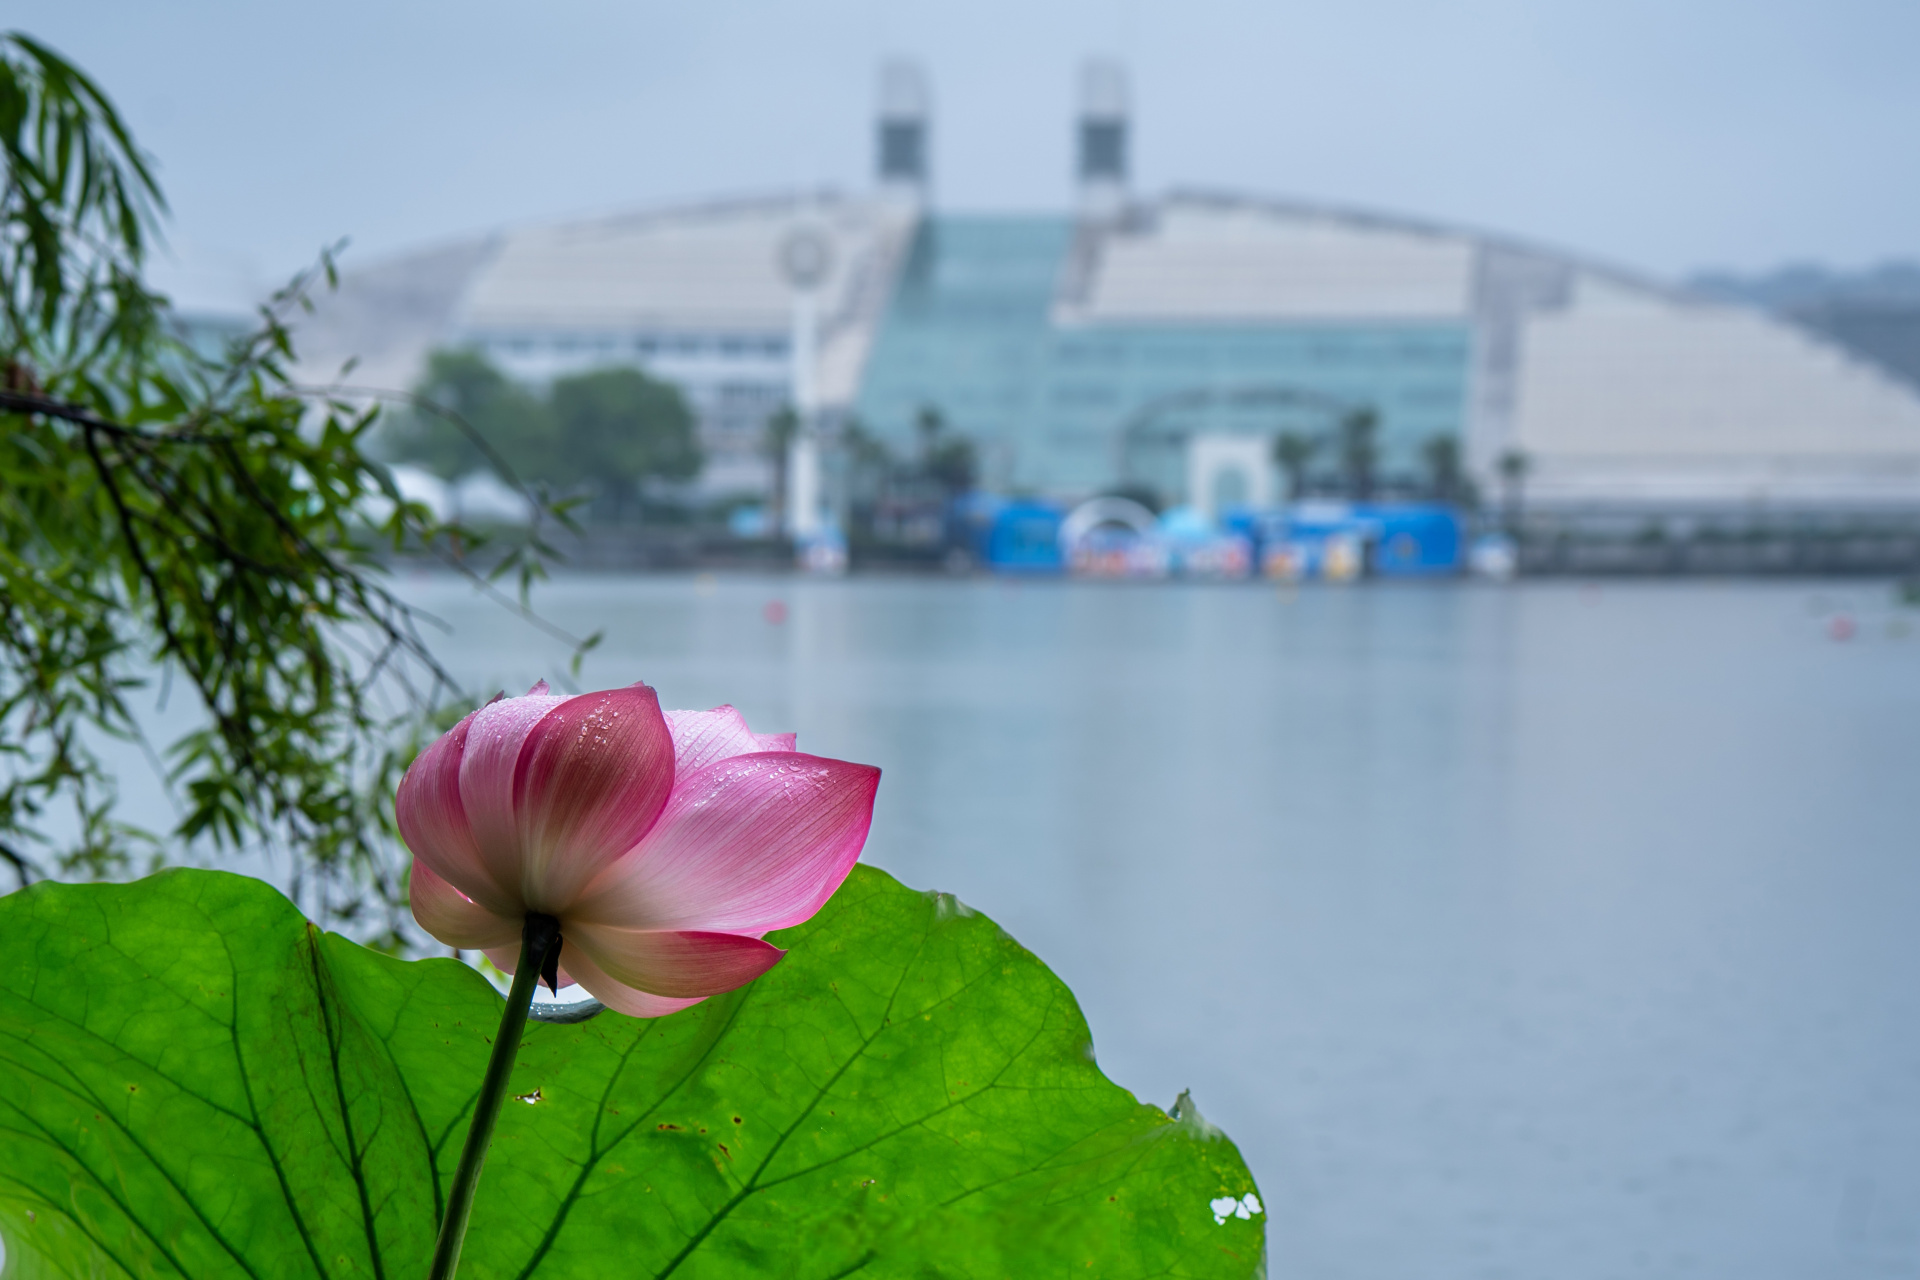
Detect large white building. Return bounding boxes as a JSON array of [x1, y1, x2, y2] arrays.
[[295, 62, 1920, 516]]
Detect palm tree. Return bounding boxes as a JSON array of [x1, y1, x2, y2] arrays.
[[1422, 434, 1463, 505], [915, 404, 946, 460], [763, 405, 799, 533], [1272, 431, 1319, 502], [1497, 447, 1530, 532], [1339, 408, 1379, 502]]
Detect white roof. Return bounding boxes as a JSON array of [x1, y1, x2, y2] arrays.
[[1514, 274, 1920, 504], [294, 193, 913, 408], [456, 195, 908, 335], [1062, 196, 1475, 324]]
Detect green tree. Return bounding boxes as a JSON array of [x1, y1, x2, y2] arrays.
[[1272, 430, 1320, 502], [1339, 407, 1379, 502], [1498, 447, 1531, 532], [763, 404, 798, 533], [914, 403, 977, 496], [0, 32, 575, 928], [539, 366, 700, 520], [914, 403, 946, 457], [927, 435, 977, 494], [1423, 432, 1464, 504], [384, 347, 550, 481], [839, 417, 893, 530]]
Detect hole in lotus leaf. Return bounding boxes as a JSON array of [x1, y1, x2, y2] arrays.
[[516, 1089, 543, 1105], [1211, 1192, 1263, 1225]]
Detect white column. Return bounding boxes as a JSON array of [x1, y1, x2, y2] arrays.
[[779, 225, 834, 544], [785, 286, 822, 538], [787, 434, 822, 539]]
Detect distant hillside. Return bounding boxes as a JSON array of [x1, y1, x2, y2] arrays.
[[1689, 262, 1920, 392]]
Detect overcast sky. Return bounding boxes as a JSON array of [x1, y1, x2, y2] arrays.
[[13, 0, 1918, 310]]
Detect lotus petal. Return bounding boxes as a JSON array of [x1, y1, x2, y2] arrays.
[[571, 752, 879, 934], [665, 706, 795, 776], [395, 710, 522, 915], [511, 683, 675, 912], [457, 689, 569, 899], [568, 922, 784, 999], [553, 942, 709, 1018]]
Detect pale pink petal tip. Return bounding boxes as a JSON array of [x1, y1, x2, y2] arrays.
[[454, 689, 571, 901], [395, 710, 521, 915], [662, 704, 796, 765], [527, 679, 551, 696], [559, 943, 711, 1018], [665, 705, 777, 775], [409, 861, 520, 951], [570, 922, 784, 998]]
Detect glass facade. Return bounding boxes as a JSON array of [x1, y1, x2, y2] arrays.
[[855, 215, 1474, 502]]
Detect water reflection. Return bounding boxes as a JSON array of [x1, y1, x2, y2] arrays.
[[401, 573, 1920, 1279]]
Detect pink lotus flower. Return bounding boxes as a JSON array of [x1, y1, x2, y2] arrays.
[[397, 681, 880, 1017]]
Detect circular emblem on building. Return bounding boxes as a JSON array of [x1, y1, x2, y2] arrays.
[[778, 226, 833, 290]]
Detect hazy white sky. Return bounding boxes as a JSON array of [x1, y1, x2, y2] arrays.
[[13, 0, 1917, 309]]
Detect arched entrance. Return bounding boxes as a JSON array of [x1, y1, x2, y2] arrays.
[[1059, 495, 1158, 549], [1187, 434, 1273, 521], [1112, 385, 1363, 509]]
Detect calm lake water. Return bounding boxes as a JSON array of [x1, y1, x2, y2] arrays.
[[141, 573, 1920, 1276]]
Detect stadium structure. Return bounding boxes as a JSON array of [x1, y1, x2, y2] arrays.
[[296, 61, 1920, 538]]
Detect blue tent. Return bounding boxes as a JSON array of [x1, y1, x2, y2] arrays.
[[985, 501, 1065, 573], [1365, 505, 1462, 575], [952, 495, 1067, 572]]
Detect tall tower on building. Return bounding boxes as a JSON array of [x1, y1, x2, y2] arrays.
[[1076, 60, 1129, 219], [876, 60, 930, 204]]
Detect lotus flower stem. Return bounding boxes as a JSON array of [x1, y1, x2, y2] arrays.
[[429, 912, 561, 1280]]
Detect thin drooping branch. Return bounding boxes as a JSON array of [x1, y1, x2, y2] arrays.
[[0, 388, 226, 442], [13, 389, 465, 689], [4, 30, 602, 924]]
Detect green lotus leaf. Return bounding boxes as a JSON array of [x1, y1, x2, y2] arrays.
[[0, 865, 1264, 1278]]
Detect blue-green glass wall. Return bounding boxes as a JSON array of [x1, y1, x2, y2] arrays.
[[854, 215, 1474, 501]]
